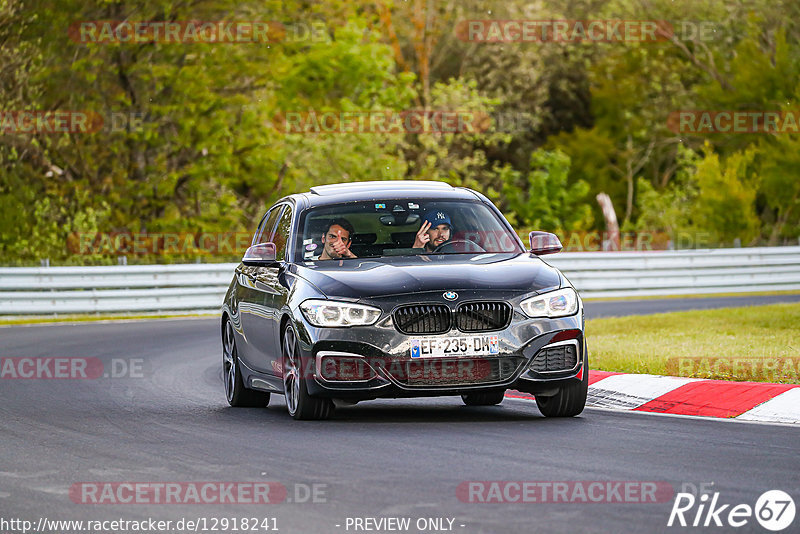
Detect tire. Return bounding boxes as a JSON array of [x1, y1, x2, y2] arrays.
[[282, 324, 334, 420], [535, 356, 588, 417], [461, 390, 505, 406], [223, 318, 271, 407]]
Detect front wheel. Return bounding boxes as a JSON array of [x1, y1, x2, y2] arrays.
[[282, 324, 334, 420], [223, 318, 270, 407], [535, 361, 588, 417]]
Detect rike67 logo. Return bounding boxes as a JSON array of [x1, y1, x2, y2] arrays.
[[668, 489, 795, 531]]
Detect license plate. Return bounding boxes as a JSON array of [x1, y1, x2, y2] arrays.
[[410, 335, 499, 358]]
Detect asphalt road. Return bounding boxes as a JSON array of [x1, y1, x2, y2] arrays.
[[1, 314, 798, 534]]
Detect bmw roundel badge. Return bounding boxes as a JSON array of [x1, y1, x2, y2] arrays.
[[443, 291, 458, 301]]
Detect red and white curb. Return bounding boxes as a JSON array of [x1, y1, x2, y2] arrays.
[[508, 370, 800, 424]]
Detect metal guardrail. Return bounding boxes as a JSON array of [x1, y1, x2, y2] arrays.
[[0, 264, 237, 315], [544, 246, 800, 298], [1, 247, 799, 315]]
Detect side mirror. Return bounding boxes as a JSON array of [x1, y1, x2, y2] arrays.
[[529, 231, 563, 255], [242, 242, 277, 266]]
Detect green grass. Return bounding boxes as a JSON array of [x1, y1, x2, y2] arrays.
[[583, 289, 800, 301], [586, 303, 800, 384], [0, 313, 216, 326]]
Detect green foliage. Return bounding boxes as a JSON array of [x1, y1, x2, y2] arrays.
[[635, 143, 763, 246], [2, 0, 800, 265], [402, 78, 510, 201], [503, 149, 593, 233], [691, 144, 760, 246], [546, 127, 621, 226], [757, 136, 800, 243], [633, 145, 700, 235]]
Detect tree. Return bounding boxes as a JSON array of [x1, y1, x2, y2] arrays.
[[503, 149, 593, 233], [691, 144, 760, 246]]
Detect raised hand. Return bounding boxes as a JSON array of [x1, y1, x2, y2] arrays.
[[331, 230, 355, 258], [413, 220, 431, 249]]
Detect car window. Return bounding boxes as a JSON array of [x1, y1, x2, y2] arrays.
[[270, 205, 293, 261], [296, 199, 523, 261], [252, 205, 285, 246]]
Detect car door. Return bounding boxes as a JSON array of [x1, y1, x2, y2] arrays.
[[237, 204, 285, 373], [253, 204, 293, 376]]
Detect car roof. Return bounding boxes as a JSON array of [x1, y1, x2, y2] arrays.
[[293, 180, 481, 207]]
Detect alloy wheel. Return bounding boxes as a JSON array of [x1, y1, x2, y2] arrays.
[[283, 327, 301, 415], [223, 320, 237, 402]]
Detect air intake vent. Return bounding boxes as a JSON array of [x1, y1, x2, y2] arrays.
[[456, 302, 512, 332], [393, 304, 451, 334], [530, 342, 579, 373]]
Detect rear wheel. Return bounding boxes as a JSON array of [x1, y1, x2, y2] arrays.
[[461, 390, 505, 406], [223, 318, 270, 407], [282, 324, 334, 420], [535, 359, 588, 417]]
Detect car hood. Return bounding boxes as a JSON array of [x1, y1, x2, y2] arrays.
[[293, 253, 562, 300]]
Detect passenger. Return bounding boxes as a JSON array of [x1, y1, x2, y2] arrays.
[[318, 218, 358, 260], [413, 211, 452, 252]]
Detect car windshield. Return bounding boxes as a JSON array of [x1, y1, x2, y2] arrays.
[[296, 199, 524, 261]]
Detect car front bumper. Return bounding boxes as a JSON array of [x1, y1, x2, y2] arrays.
[[293, 304, 586, 400]]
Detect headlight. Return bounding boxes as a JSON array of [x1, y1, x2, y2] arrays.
[[300, 299, 382, 327], [520, 288, 579, 318]]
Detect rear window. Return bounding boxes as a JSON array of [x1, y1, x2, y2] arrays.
[[295, 199, 523, 261]]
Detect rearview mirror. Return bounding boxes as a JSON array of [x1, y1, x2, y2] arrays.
[[529, 231, 563, 255], [379, 213, 420, 226], [242, 242, 277, 266]]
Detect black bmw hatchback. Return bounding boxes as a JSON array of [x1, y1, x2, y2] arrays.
[[221, 181, 587, 420]]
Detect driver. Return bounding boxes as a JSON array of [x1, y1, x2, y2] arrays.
[[318, 218, 358, 260], [413, 211, 452, 252]]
